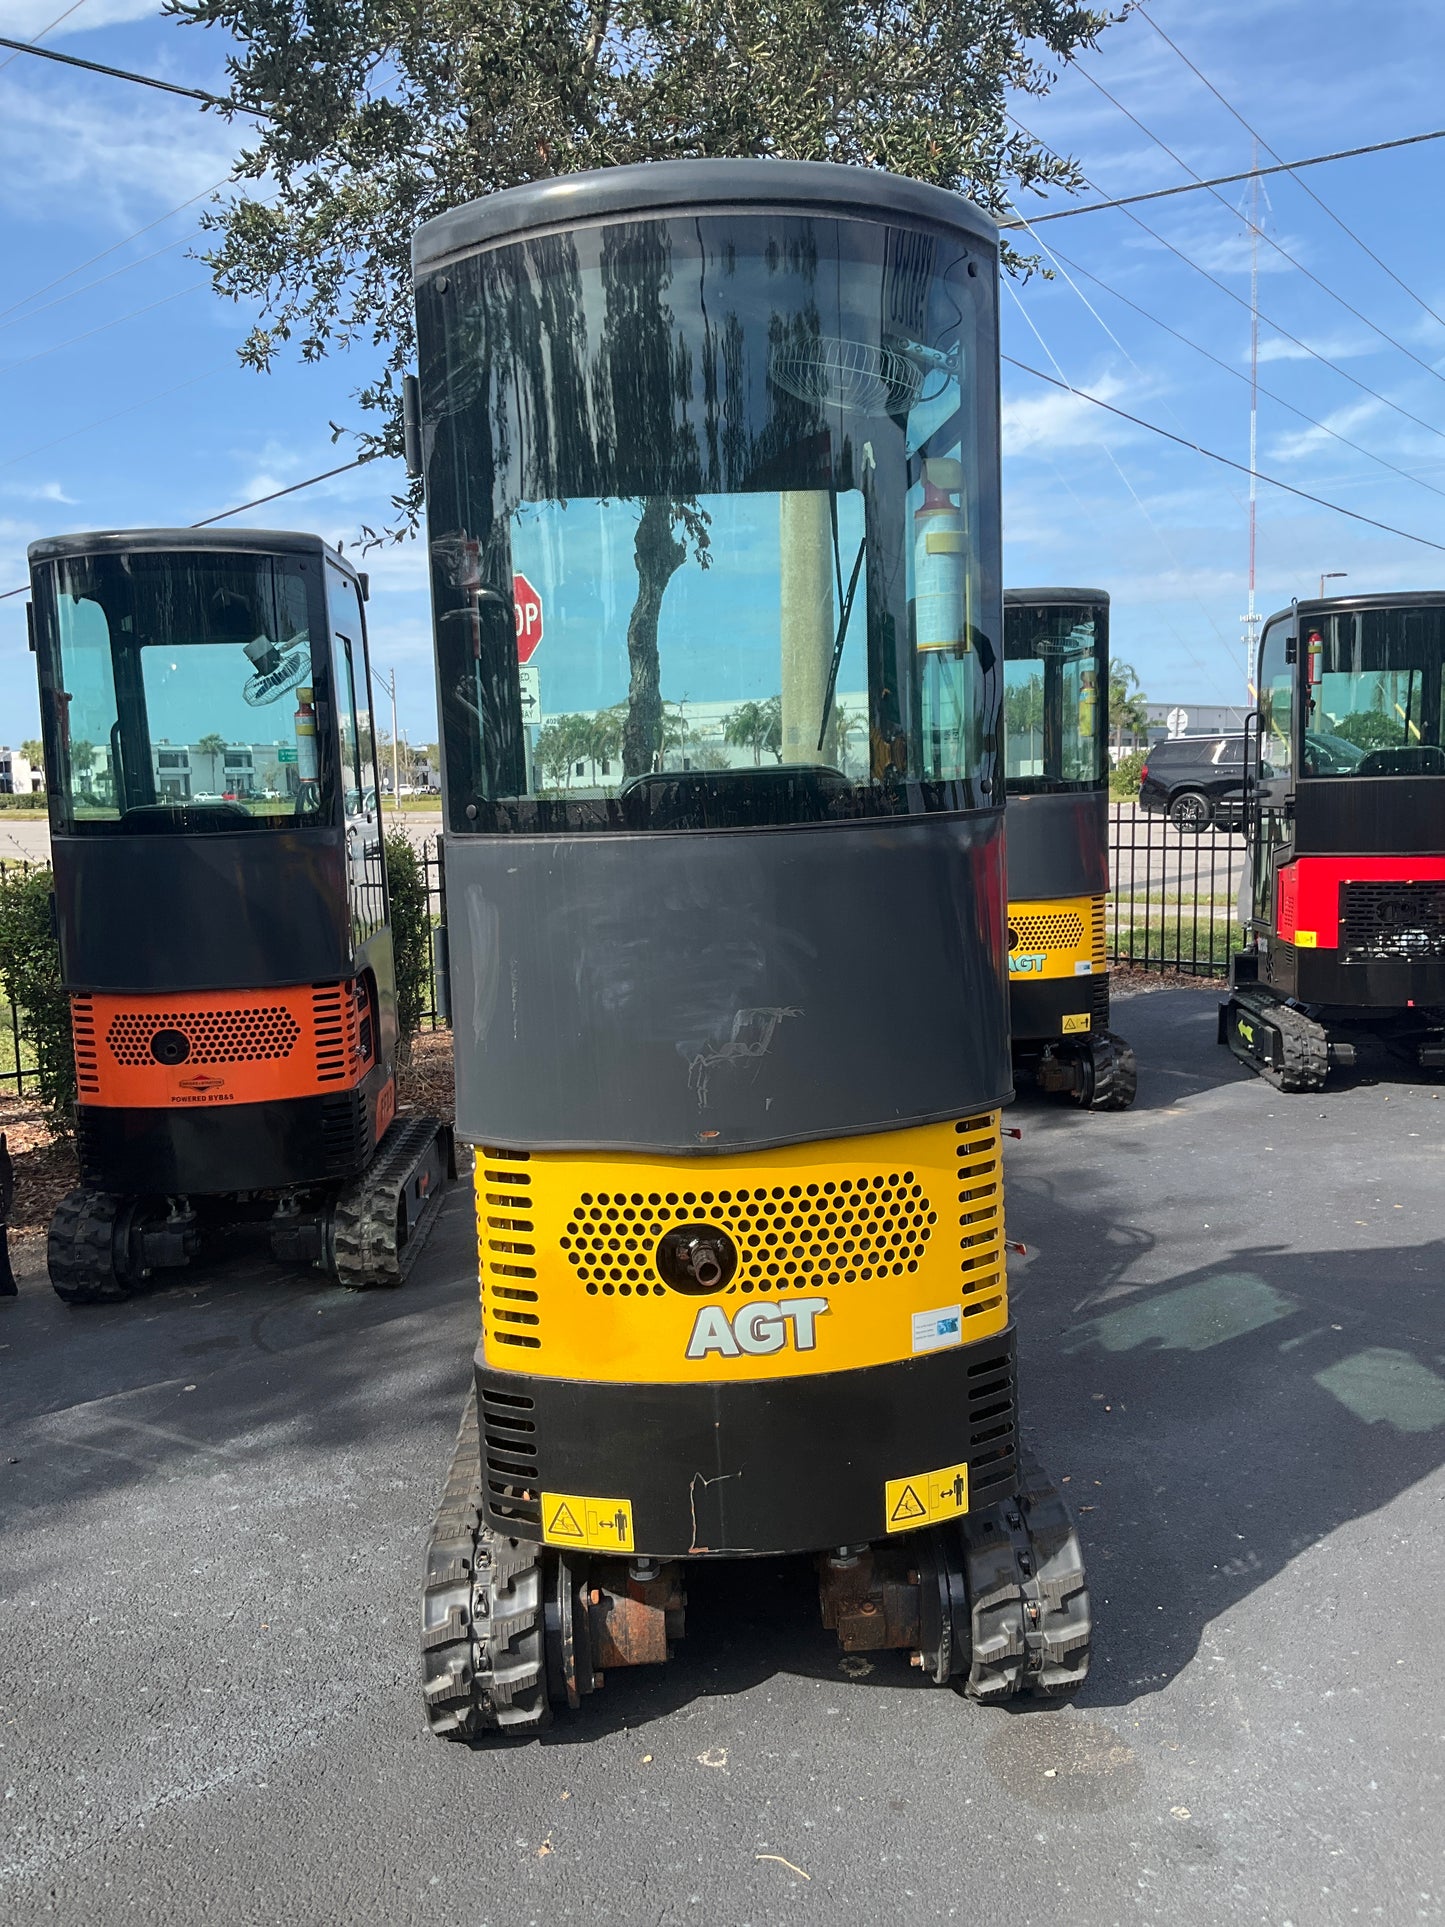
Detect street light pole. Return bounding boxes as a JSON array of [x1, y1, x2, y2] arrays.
[[1319, 571, 1347, 600], [369, 663, 401, 811]]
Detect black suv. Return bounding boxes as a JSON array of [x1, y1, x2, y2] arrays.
[[1138, 734, 1247, 832]]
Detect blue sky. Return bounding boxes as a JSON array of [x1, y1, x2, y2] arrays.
[[2, 0, 1444, 743]]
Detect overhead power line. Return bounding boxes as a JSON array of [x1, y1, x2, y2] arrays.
[[1003, 355, 1445, 556], [999, 125, 1445, 229], [1069, 63, 1445, 391], [0, 180, 226, 327], [1024, 224, 1445, 504], [1009, 113, 1445, 451], [1137, 6, 1445, 336], [0, 455, 379, 600], [190, 457, 372, 526], [0, 33, 257, 112]]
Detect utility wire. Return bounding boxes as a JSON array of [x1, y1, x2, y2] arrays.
[[999, 126, 1445, 229], [0, 181, 226, 326], [1137, 6, 1445, 335], [1010, 113, 1445, 450], [0, 34, 254, 111], [1070, 63, 1445, 391], [1003, 355, 1445, 556], [1030, 229, 1445, 504], [0, 281, 207, 376], [0, 455, 378, 601], [1001, 273, 1238, 679], [190, 457, 372, 526], [0, 228, 204, 335]]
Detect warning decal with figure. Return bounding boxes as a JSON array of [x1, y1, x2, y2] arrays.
[[884, 1460, 970, 1534], [541, 1490, 635, 1552]]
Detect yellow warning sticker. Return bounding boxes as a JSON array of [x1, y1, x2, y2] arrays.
[[884, 1461, 970, 1535], [541, 1490, 635, 1553], [1061, 1012, 1092, 1034], [1294, 929, 1318, 948]]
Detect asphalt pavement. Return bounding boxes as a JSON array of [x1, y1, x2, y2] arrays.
[[2, 986, 1442, 1925]]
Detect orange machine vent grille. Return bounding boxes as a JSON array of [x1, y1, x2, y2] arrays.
[[106, 1004, 300, 1067], [72, 997, 100, 1097], [312, 983, 369, 1084], [479, 1150, 540, 1352]]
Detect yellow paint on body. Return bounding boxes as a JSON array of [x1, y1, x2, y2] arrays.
[[474, 1115, 1009, 1386], [1006, 893, 1107, 982]]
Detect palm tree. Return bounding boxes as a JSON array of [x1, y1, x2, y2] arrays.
[[1108, 662, 1149, 754], [722, 696, 783, 766], [196, 731, 227, 794]]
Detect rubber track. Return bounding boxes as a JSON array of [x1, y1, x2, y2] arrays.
[[48, 1189, 139, 1306], [1088, 1032, 1138, 1112], [330, 1114, 449, 1290], [1268, 1002, 1330, 1093], [958, 1450, 1091, 1700], [422, 1389, 551, 1739]]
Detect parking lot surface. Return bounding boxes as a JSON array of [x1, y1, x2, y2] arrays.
[[2, 987, 1442, 1925]]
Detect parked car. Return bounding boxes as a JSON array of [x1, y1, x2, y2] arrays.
[[1138, 734, 1247, 832]]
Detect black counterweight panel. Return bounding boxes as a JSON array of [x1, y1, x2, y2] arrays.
[[449, 811, 1010, 1154], [55, 829, 354, 993], [1006, 790, 1109, 901]]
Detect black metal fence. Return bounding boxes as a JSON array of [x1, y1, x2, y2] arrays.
[[418, 836, 449, 1031], [0, 814, 1240, 1100], [1108, 801, 1245, 978], [0, 837, 457, 1102]]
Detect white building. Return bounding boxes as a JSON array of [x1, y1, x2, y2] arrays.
[[0, 748, 37, 795]]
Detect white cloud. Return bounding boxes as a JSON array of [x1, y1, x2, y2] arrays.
[[0, 79, 241, 227], [1257, 332, 1379, 366], [1264, 396, 1389, 464], [1, 478, 76, 503], [1002, 370, 1132, 454], [0, 0, 161, 36]]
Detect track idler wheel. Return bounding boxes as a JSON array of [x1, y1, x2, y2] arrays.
[[1073, 1031, 1138, 1112], [912, 1452, 1092, 1700], [47, 1189, 155, 1306]]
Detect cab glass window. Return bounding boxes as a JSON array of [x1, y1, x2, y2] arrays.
[[1003, 600, 1107, 792], [35, 550, 328, 834], [1303, 605, 1444, 776], [417, 211, 1000, 832]]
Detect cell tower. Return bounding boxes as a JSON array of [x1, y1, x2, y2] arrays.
[[1240, 141, 1262, 706]]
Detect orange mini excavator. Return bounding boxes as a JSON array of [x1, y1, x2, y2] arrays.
[[26, 526, 450, 1301]]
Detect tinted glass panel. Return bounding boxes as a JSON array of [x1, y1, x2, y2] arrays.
[[1302, 605, 1445, 777], [417, 211, 1000, 832], [1003, 599, 1107, 793], [35, 551, 330, 835]]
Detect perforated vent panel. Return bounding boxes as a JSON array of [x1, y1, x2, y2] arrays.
[[1342, 881, 1445, 961], [563, 1172, 936, 1299], [106, 1004, 300, 1066], [478, 1152, 541, 1354], [1010, 911, 1084, 954], [72, 997, 100, 1096]]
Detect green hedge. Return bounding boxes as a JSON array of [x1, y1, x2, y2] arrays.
[[0, 865, 74, 1127], [384, 829, 429, 1053], [1109, 748, 1147, 800]]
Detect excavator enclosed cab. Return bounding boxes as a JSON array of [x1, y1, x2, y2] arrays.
[[412, 160, 1090, 1732], [26, 528, 450, 1300], [1224, 590, 1445, 1088], [1003, 588, 1135, 1109]]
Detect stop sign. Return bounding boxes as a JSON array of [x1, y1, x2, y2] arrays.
[[513, 572, 544, 664]]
